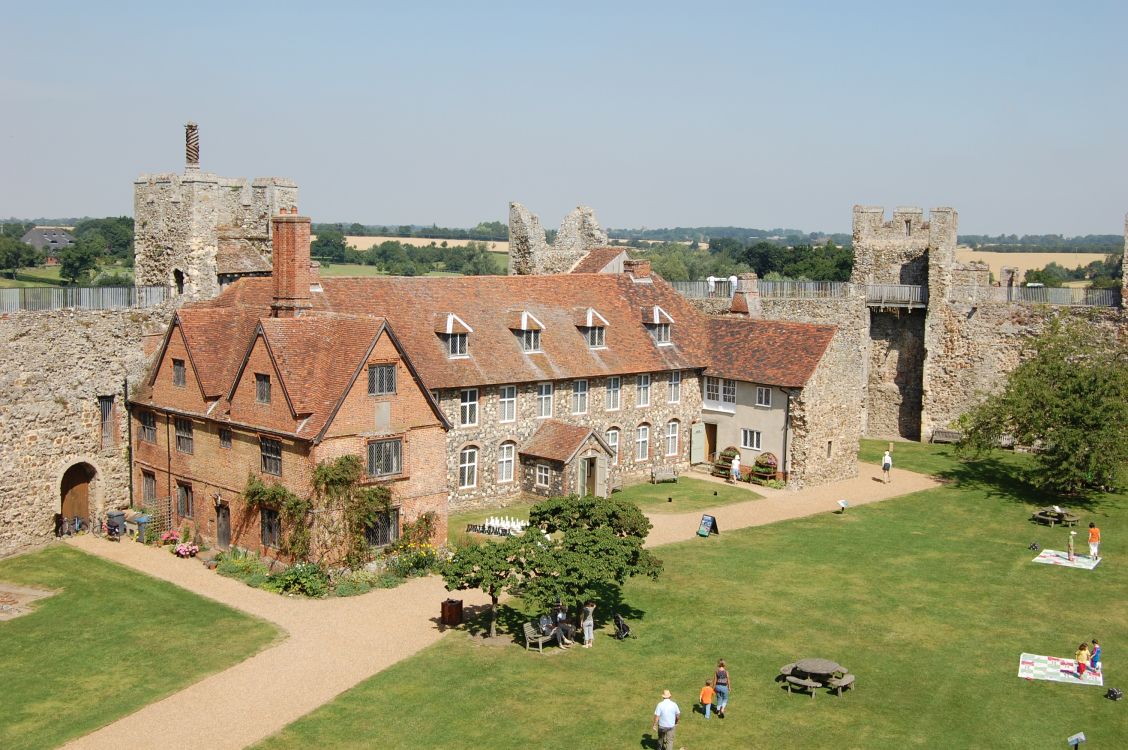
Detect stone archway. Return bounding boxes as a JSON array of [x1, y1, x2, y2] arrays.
[[60, 462, 97, 523]]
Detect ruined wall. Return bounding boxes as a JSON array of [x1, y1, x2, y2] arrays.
[[508, 202, 608, 275], [0, 305, 175, 556], [867, 310, 925, 440]]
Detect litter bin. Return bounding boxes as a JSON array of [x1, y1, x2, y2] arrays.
[[134, 515, 152, 543], [441, 598, 463, 626]]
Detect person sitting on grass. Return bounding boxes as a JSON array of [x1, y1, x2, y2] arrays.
[[1075, 642, 1091, 678]]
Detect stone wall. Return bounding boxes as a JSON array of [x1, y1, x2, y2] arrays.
[[508, 203, 608, 275], [0, 305, 175, 556], [851, 205, 956, 285], [867, 310, 925, 440]]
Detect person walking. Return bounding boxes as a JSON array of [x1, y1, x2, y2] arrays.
[[651, 689, 680, 750], [699, 679, 715, 719], [882, 450, 893, 483], [714, 659, 731, 718], [1090, 639, 1102, 673], [1088, 522, 1101, 558], [581, 600, 596, 648], [729, 453, 741, 484]]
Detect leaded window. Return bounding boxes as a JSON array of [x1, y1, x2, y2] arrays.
[[368, 364, 396, 395], [367, 438, 403, 477], [260, 436, 282, 476], [174, 417, 193, 454]]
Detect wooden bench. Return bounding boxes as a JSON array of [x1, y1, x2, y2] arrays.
[[930, 428, 963, 444], [779, 662, 797, 676], [827, 673, 856, 696], [651, 467, 679, 484], [522, 621, 553, 653], [785, 675, 821, 698]]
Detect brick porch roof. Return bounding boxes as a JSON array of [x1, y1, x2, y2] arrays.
[[705, 318, 836, 388], [520, 419, 610, 463]]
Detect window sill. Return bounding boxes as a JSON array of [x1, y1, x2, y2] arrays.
[[702, 402, 736, 414], [364, 473, 409, 484]]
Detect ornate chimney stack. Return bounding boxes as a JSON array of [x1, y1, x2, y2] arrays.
[[270, 207, 312, 318], [185, 121, 200, 172]]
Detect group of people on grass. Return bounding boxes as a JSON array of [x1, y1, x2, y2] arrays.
[[651, 660, 732, 750], [537, 600, 597, 649], [1065, 522, 1101, 562], [1075, 639, 1102, 678]]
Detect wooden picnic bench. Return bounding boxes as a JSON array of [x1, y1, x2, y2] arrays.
[[650, 466, 679, 484], [827, 673, 856, 696], [785, 675, 821, 698], [522, 621, 554, 653], [930, 428, 963, 444], [1031, 509, 1079, 527]]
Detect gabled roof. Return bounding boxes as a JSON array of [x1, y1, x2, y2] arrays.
[[570, 247, 628, 274], [176, 307, 262, 398], [519, 419, 611, 463], [706, 318, 836, 388], [216, 242, 272, 275]]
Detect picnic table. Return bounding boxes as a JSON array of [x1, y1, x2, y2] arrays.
[[794, 658, 843, 678], [1031, 507, 1079, 527], [780, 659, 854, 698]]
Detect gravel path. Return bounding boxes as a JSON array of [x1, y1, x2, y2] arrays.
[[63, 461, 936, 749]]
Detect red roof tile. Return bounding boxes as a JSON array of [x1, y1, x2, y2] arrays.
[[706, 318, 836, 388], [520, 419, 609, 463], [571, 247, 628, 274]]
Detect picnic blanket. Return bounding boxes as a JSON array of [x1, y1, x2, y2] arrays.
[[1018, 653, 1103, 685], [1031, 549, 1101, 570]]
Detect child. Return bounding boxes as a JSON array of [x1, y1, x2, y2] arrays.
[[882, 450, 893, 483], [1075, 643, 1091, 678], [1088, 522, 1101, 559], [1067, 531, 1076, 562], [699, 679, 715, 719], [1090, 639, 1101, 673]]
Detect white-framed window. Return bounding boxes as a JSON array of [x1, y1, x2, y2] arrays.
[[572, 379, 588, 414], [606, 428, 620, 465], [536, 382, 553, 418], [606, 376, 621, 411], [650, 323, 671, 345], [460, 388, 478, 426], [665, 420, 679, 456], [705, 376, 720, 402], [636, 374, 650, 407], [635, 424, 650, 462], [520, 328, 541, 353], [704, 376, 737, 412], [668, 370, 681, 403], [459, 447, 478, 488], [741, 429, 761, 450], [255, 373, 271, 404], [448, 333, 468, 358], [536, 463, 550, 488], [368, 364, 396, 395], [367, 438, 403, 477], [756, 386, 772, 407], [723, 379, 737, 404], [498, 385, 516, 423], [497, 442, 515, 483], [585, 326, 606, 348]]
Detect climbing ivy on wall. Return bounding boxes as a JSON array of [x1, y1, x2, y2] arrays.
[[312, 455, 392, 569]]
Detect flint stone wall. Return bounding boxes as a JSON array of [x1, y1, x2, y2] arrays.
[[0, 305, 175, 556], [508, 202, 608, 275]]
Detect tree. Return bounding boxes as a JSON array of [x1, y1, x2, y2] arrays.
[[957, 318, 1128, 492], [58, 234, 101, 284], [441, 534, 532, 638], [311, 229, 349, 263], [0, 236, 40, 277]]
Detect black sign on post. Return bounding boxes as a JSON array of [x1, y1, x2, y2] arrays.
[[697, 514, 719, 537]]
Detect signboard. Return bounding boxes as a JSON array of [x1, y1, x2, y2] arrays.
[[697, 514, 719, 537]]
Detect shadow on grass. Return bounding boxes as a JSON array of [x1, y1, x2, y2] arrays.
[[936, 455, 1112, 511]]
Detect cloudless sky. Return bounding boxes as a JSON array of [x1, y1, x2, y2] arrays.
[[2, 1, 1126, 234]]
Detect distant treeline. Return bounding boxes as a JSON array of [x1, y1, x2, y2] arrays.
[[1025, 255, 1124, 289], [637, 238, 853, 282], [312, 230, 504, 276], [608, 226, 853, 246], [312, 221, 508, 242], [959, 234, 1123, 253]]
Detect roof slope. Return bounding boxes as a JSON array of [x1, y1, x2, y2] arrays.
[[706, 318, 836, 388], [520, 419, 609, 463], [177, 307, 262, 398], [216, 243, 272, 275], [571, 247, 627, 274]]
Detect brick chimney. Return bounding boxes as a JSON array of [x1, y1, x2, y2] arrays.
[[623, 259, 651, 278], [730, 272, 761, 318], [271, 207, 312, 317]]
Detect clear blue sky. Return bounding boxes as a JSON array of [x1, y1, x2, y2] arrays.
[[3, 1, 1126, 235]]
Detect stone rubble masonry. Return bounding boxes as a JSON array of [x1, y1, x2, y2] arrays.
[[0, 304, 177, 555], [435, 372, 701, 510], [508, 202, 608, 275]]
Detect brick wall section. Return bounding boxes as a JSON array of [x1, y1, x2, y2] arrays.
[[438, 371, 701, 509], [228, 336, 302, 434]]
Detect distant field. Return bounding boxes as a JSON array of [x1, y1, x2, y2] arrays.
[[954, 248, 1112, 281], [316, 263, 460, 278], [343, 236, 510, 253]]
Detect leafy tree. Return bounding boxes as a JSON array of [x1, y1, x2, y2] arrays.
[[311, 228, 350, 262], [441, 535, 532, 638], [957, 318, 1128, 492], [0, 236, 41, 277], [59, 234, 102, 284], [74, 217, 133, 260]]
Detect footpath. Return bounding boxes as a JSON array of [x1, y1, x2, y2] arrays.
[[64, 461, 937, 749]]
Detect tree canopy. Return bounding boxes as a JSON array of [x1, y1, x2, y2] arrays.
[[0, 236, 41, 277], [957, 318, 1128, 493]]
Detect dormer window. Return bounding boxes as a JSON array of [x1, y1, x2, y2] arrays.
[[521, 329, 541, 352], [643, 305, 674, 346], [436, 313, 472, 359], [576, 307, 610, 350], [510, 310, 544, 354]]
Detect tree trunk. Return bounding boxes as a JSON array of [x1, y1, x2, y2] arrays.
[[488, 593, 499, 639]]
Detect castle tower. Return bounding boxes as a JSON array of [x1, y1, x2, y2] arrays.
[[133, 123, 298, 299], [508, 202, 608, 275]]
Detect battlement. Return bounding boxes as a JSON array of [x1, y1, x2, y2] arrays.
[[852, 205, 957, 245]]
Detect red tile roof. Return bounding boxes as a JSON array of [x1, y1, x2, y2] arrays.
[[571, 247, 628, 274], [216, 242, 272, 275], [705, 318, 836, 388], [520, 419, 609, 463]]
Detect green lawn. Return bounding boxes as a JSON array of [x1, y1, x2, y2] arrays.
[[0, 265, 133, 288], [0, 546, 279, 750], [447, 477, 759, 546], [257, 446, 1128, 748]]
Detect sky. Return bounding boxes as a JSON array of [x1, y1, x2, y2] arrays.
[[2, 1, 1127, 235]]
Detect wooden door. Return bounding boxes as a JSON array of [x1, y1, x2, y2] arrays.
[[585, 458, 597, 496], [705, 423, 718, 463], [216, 504, 231, 550], [60, 463, 92, 521]]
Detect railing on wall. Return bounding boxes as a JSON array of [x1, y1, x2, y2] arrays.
[[757, 280, 849, 299], [864, 284, 927, 307], [668, 280, 733, 298], [0, 285, 172, 313], [949, 285, 1122, 308]]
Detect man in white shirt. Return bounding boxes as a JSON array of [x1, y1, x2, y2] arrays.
[[706, 275, 716, 296], [728, 274, 738, 297], [652, 689, 680, 750]]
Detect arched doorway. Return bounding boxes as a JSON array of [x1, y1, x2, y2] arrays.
[[173, 269, 185, 295], [60, 463, 96, 522]]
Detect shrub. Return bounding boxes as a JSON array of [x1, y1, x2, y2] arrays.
[[174, 542, 199, 558], [387, 543, 441, 578], [160, 529, 180, 545], [331, 568, 403, 596], [216, 548, 270, 584], [263, 562, 329, 597]]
